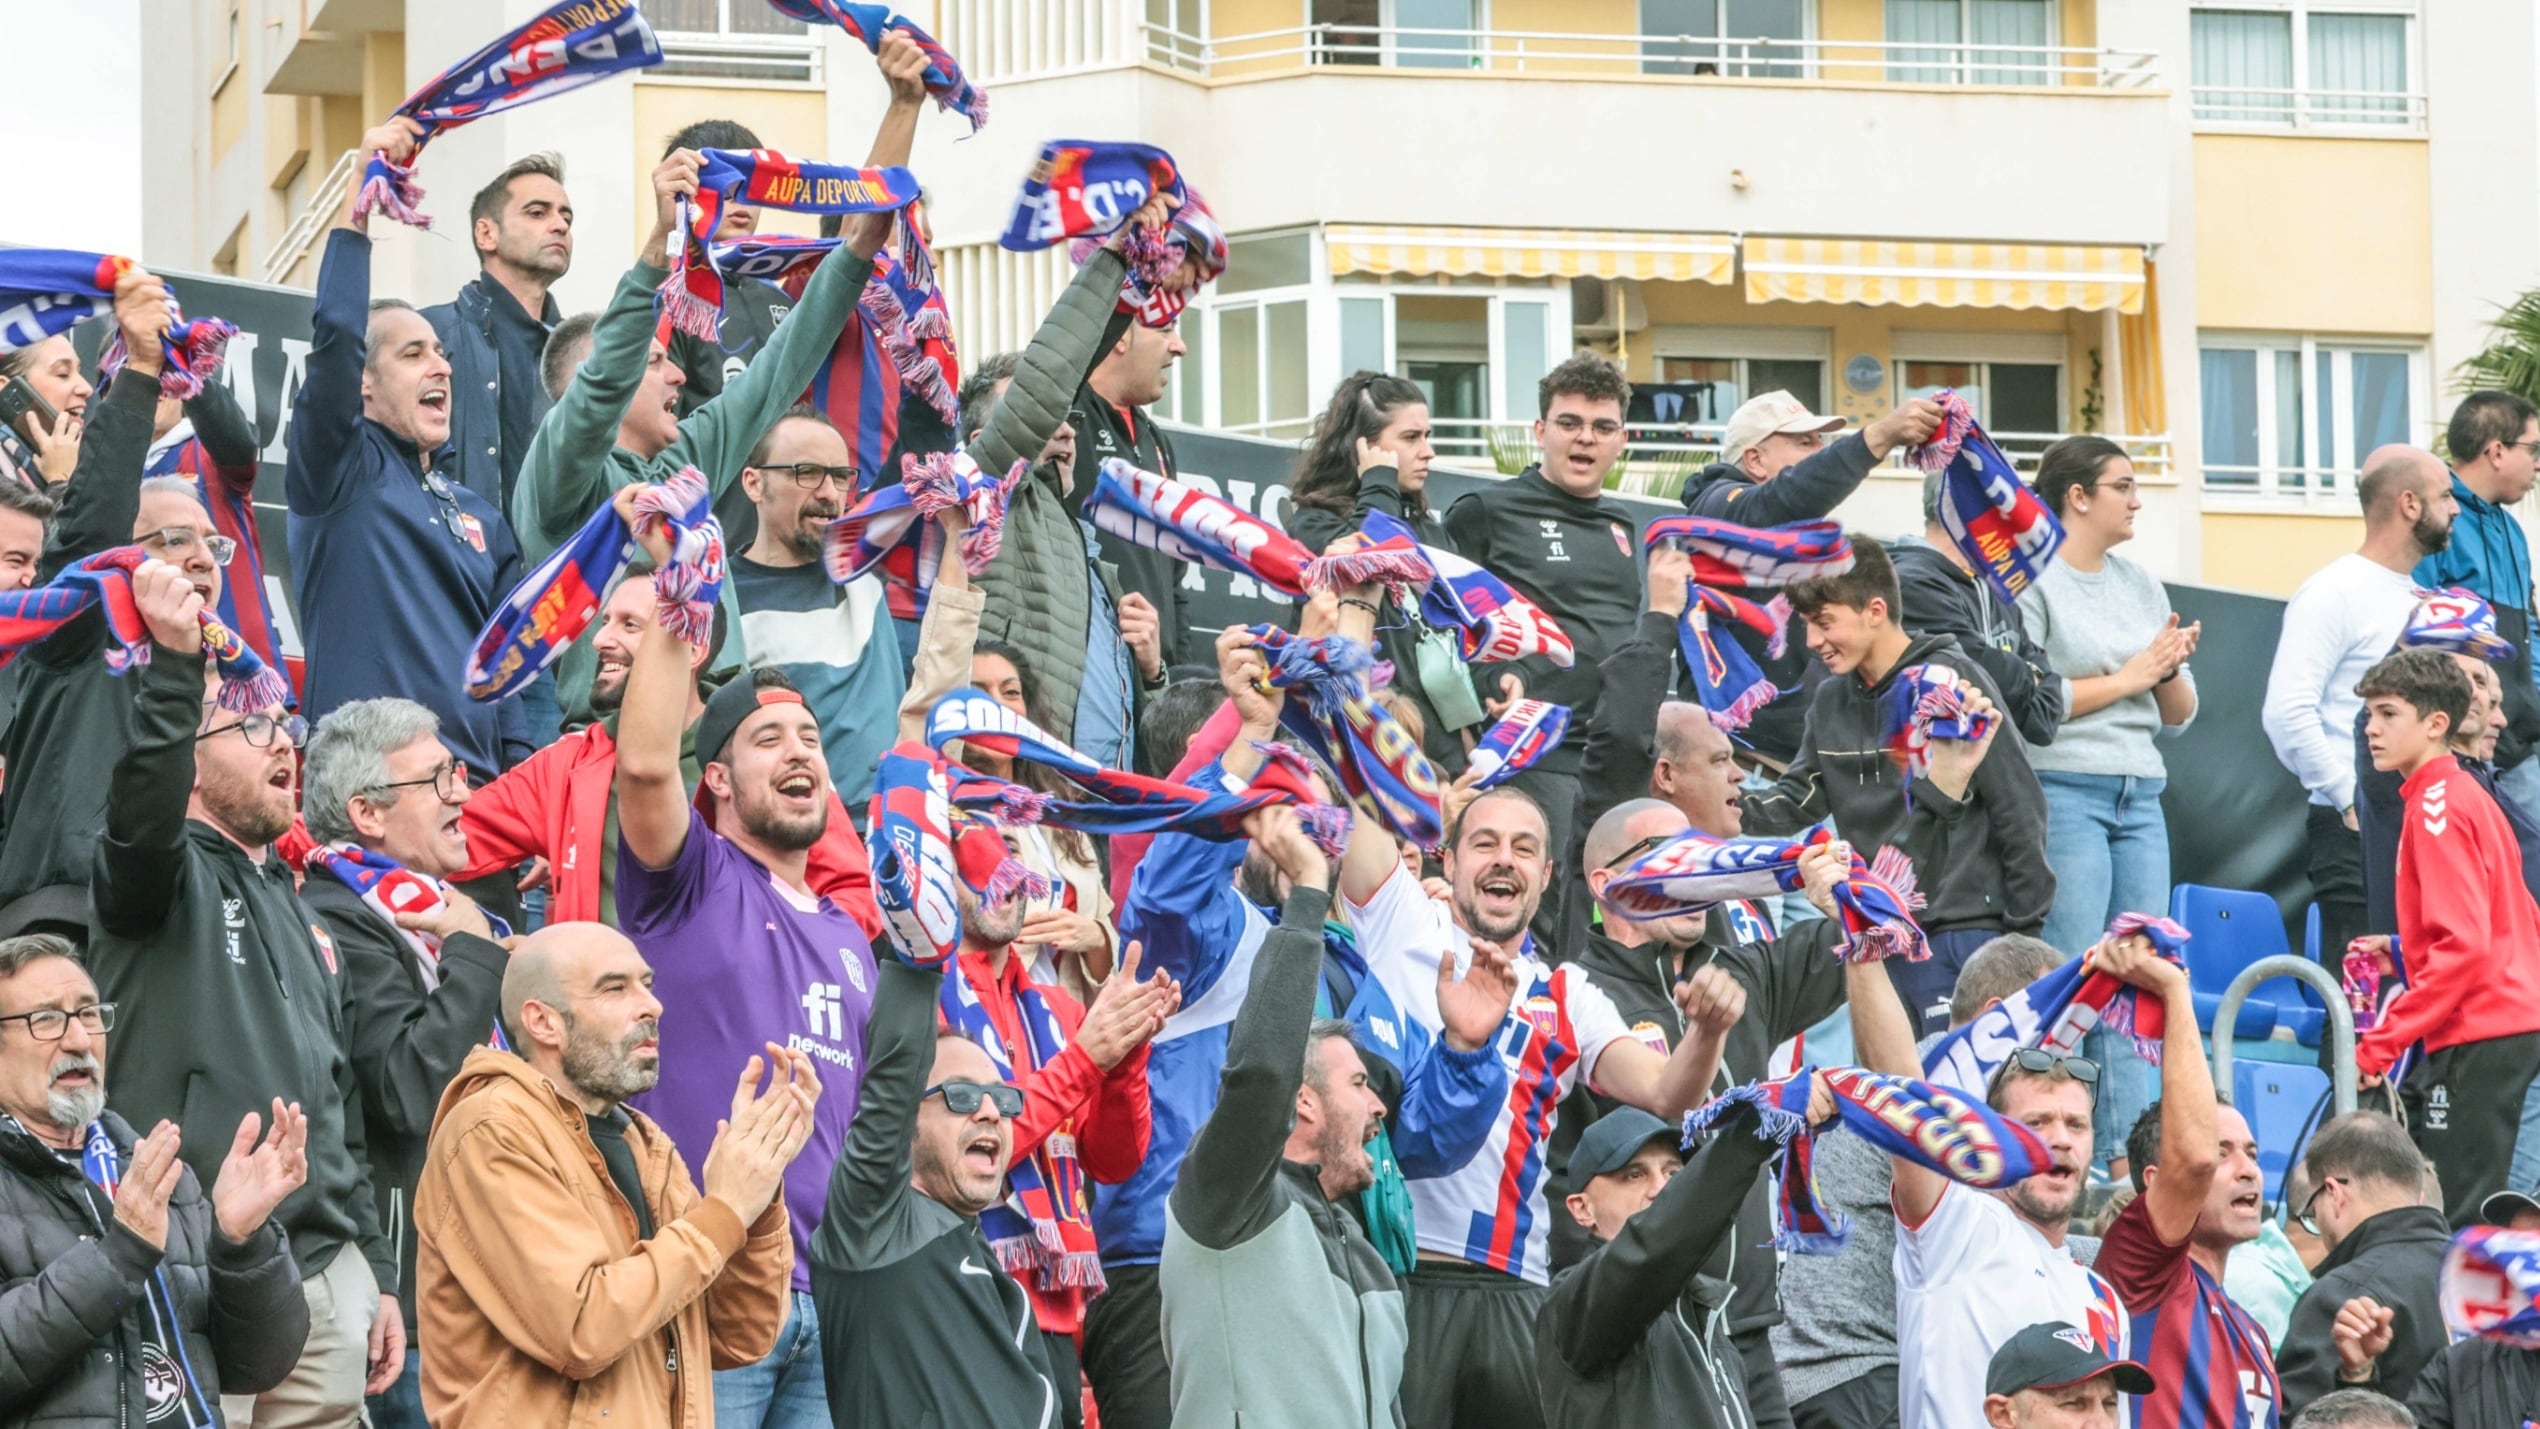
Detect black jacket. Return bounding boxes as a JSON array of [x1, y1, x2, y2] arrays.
[[84, 648, 395, 1298], [1537, 1100, 1777, 1429], [0, 371, 161, 935], [1442, 466, 1647, 772], [1551, 919, 1844, 1335], [302, 878, 509, 1330], [1068, 386, 1197, 675], [1578, 609, 1682, 820], [2276, 1204, 2451, 1416], [0, 1109, 308, 1426], [1743, 631, 2056, 936], [813, 959, 1063, 1428], [2406, 1335, 2540, 1429], [1678, 437, 1882, 763], [1888, 536, 2064, 748], [421, 272, 560, 512], [1289, 467, 1477, 775]]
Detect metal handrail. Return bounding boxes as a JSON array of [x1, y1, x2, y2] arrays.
[[2210, 955, 2357, 1120], [261, 148, 359, 286]]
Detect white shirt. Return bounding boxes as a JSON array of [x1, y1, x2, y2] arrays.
[[2259, 553, 2421, 811], [1895, 1183, 2128, 1429], [1347, 864, 1634, 1285]]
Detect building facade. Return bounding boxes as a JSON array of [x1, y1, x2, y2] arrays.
[[138, 0, 2540, 593]]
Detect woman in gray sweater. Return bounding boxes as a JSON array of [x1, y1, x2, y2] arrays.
[[2019, 435, 2201, 1175]]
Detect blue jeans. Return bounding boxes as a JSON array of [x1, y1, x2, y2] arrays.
[[364, 1348, 425, 1429], [2036, 770, 2169, 1171], [715, 1290, 827, 1429]]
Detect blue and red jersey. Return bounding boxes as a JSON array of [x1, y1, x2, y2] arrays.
[[2099, 1194, 2281, 1429]]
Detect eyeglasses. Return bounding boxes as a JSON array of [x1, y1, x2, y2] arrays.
[[2090, 479, 2140, 499], [139, 527, 237, 567], [370, 760, 470, 804], [1549, 414, 1625, 440], [1601, 832, 1673, 874], [925, 1079, 1025, 1118], [2513, 440, 2540, 456], [760, 461, 858, 491], [2296, 1175, 2349, 1236], [196, 712, 308, 750], [0, 1002, 115, 1041]]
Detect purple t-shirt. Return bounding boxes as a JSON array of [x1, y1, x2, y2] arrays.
[[620, 809, 879, 1291]]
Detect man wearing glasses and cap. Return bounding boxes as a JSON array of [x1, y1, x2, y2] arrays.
[[84, 558, 407, 1426], [1980, 1320, 2157, 1429]]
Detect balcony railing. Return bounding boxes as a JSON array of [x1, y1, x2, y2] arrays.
[[2191, 85, 2425, 132], [262, 148, 360, 287]]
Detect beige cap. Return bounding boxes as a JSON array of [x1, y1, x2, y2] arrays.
[[1720, 391, 1848, 464]]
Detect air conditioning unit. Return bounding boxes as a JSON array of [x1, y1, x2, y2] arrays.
[[1570, 276, 1648, 337]]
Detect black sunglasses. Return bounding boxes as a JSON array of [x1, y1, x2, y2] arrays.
[[1601, 832, 1672, 874], [2006, 1047, 2100, 1083], [926, 1079, 1024, 1118]]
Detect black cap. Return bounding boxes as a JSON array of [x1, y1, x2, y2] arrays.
[[2481, 1187, 2540, 1226], [1568, 1107, 1678, 1191], [694, 673, 804, 769], [1984, 1322, 2156, 1399]]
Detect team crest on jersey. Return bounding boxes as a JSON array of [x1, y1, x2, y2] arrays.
[[1611, 523, 1632, 556], [1521, 993, 1560, 1036], [309, 923, 338, 976], [454, 511, 488, 553], [1628, 1020, 1670, 1055]]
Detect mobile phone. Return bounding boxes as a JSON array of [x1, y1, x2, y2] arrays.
[[0, 381, 58, 442]]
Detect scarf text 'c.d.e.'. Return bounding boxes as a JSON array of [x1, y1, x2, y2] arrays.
[[357, 0, 664, 228], [1918, 911, 2192, 1095], [998, 140, 1227, 326], [1909, 387, 2065, 608]]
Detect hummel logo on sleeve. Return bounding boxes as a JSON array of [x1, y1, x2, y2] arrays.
[[2421, 780, 2449, 837]]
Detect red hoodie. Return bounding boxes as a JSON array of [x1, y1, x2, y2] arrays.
[[2362, 753, 2540, 1073]]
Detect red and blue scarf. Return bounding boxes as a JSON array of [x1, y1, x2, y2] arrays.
[[766, 1, 987, 132], [2402, 588, 2515, 663], [356, 0, 663, 229], [306, 844, 510, 1049], [466, 468, 722, 702], [2442, 1226, 2540, 1347], [1685, 1064, 2054, 1253], [868, 742, 1053, 969], [1920, 912, 2192, 1093], [72, 1118, 214, 1426], [999, 141, 1223, 326], [714, 237, 960, 470], [659, 149, 921, 344], [1083, 458, 1321, 597], [824, 450, 1026, 592], [1640, 516, 1852, 732], [938, 956, 1101, 1291], [1067, 188, 1227, 328], [0, 250, 238, 402], [1246, 626, 1445, 851], [0, 547, 286, 713], [921, 689, 1351, 854], [1604, 826, 1927, 964], [1465, 700, 1569, 789], [1882, 661, 1997, 801], [1911, 389, 2065, 606], [1311, 508, 1576, 668]]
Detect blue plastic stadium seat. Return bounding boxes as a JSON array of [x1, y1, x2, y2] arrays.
[[2232, 1060, 2332, 1204], [2168, 885, 2302, 1042]]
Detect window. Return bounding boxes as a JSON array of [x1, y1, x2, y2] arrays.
[[2199, 336, 2423, 497], [2191, 5, 2413, 128], [1639, 0, 1808, 79], [1310, 0, 1478, 68], [1886, 0, 2053, 85], [648, 0, 818, 82], [1899, 358, 2063, 465], [1643, 356, 1827, 425], [1147, 0, 1206, 68]]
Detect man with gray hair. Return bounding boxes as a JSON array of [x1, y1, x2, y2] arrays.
[[2291, 1389, 2414, 1427], [0, 931, 314, 1422], [1892, 470, 2066, 747], [300, 696, 515, 1427]]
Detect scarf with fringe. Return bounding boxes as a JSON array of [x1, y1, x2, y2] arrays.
[[2402, 588, 2515, 662], [714, 236, 960, 451], [305, 843, 510, 1049], [1920, 912, 2193, 1095], [1603, 825, 1927, 964], [1000, 141, 1223, 325], [1464, 700, 1569, 789], [824, 450, 1025, 594], [1083, 457, 1321, 597], [867, 741, 1052, 969], [938, 954, 1101, 1293], [1640, 516, 1852, 732], [1245, 625, 1445, 850], [1311, 508, 1576, 668], [466, 468, 721, 702], [1882, 662, 1998, 803], [356, 0, 662, 228], [658, 150, 920, 345], [0, 547, 286, 713], [766, 1, 986, 131], [1911, 388, 2065, 606], [0, 250, 237, 401]]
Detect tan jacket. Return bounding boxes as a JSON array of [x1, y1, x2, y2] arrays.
[[414, 1045, 790, 1429]]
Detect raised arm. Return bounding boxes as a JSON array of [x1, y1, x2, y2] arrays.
[[2103, 933, 2218, 1243], [92, 561, 209, 938], [43, 276, 168, 575], [1580, 549, 1688, 816], [288, 119, 417, 519], [611, 490, 694, 872], [816, 955, 939, 1252], [1581, 962, 1743, 1120], [893, 511, 981, 742], [1831, 837, 1947, 1224]]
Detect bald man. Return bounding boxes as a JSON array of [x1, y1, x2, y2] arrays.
[[1549, 796, 1851, 1426], [2262, 444, 2456, 969], [413, 923, 816, 1428]]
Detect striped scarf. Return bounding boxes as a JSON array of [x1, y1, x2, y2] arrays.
[[0, 547, 286, 713], [659, 149, 920, 345], [824, 450, 1026, 589], [1068, 189, 1227, 328], [1464, 700, 1569, 789], [356, 0, 663, 229], [1312, 508, 1576, 668], [466, 468, 721, 702], [938, 959, 1103, 1293], [1685, 1064, 2054, 1253], [766, 1, 986, 131], [1083, 457, 1322, 597], [305, 844, 511, 1048], [1246, 625, 1445, 851], [868, 742, 1052, 969], [1882, 661, 1997, 802], [1920, 912, 2193, 1094], [1000, 141, 1224, 325], [76, 1120, 212, 1426], [1912, 388, 2065, 606], [0, 249, 237, 401], [1604, 825, 1927, 964], [2441, 1227, 2540, 1347], [1641, 516, 1853, 732], [2402, 588, 2515, 662]]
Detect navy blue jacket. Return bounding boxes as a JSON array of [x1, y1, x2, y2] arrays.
[[422, 272, 558, 512], [2415, 472, 2540, 770], [288, 229, 531, 773]]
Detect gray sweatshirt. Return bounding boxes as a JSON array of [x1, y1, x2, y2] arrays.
[[2017, 552, 2197, 779]]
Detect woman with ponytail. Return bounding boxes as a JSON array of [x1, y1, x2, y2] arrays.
[[1283, 370, 1479, 774]]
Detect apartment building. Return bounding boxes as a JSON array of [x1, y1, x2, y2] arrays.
[[138, 0, 2540, 593]]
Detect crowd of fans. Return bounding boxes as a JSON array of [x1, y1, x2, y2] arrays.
[[5, 22, 2540, 1429]]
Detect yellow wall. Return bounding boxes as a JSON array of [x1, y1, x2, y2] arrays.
[[628, 84, 830, 249], [212, 65, 247, 164], [2194, 135, 2433, 336], [2200, 511, 2364, 593]]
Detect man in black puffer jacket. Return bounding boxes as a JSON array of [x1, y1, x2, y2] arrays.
[[0, 932, 310, 1423]]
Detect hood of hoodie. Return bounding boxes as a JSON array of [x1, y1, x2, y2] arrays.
[[1679, 459, 1749, 510]]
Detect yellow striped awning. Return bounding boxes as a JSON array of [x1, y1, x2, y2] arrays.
[[1326, 226, 1736, 284], [1741, 238, 2146, 314]]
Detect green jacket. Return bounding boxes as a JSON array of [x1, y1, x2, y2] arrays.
[[508, 245, 877, 723]]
